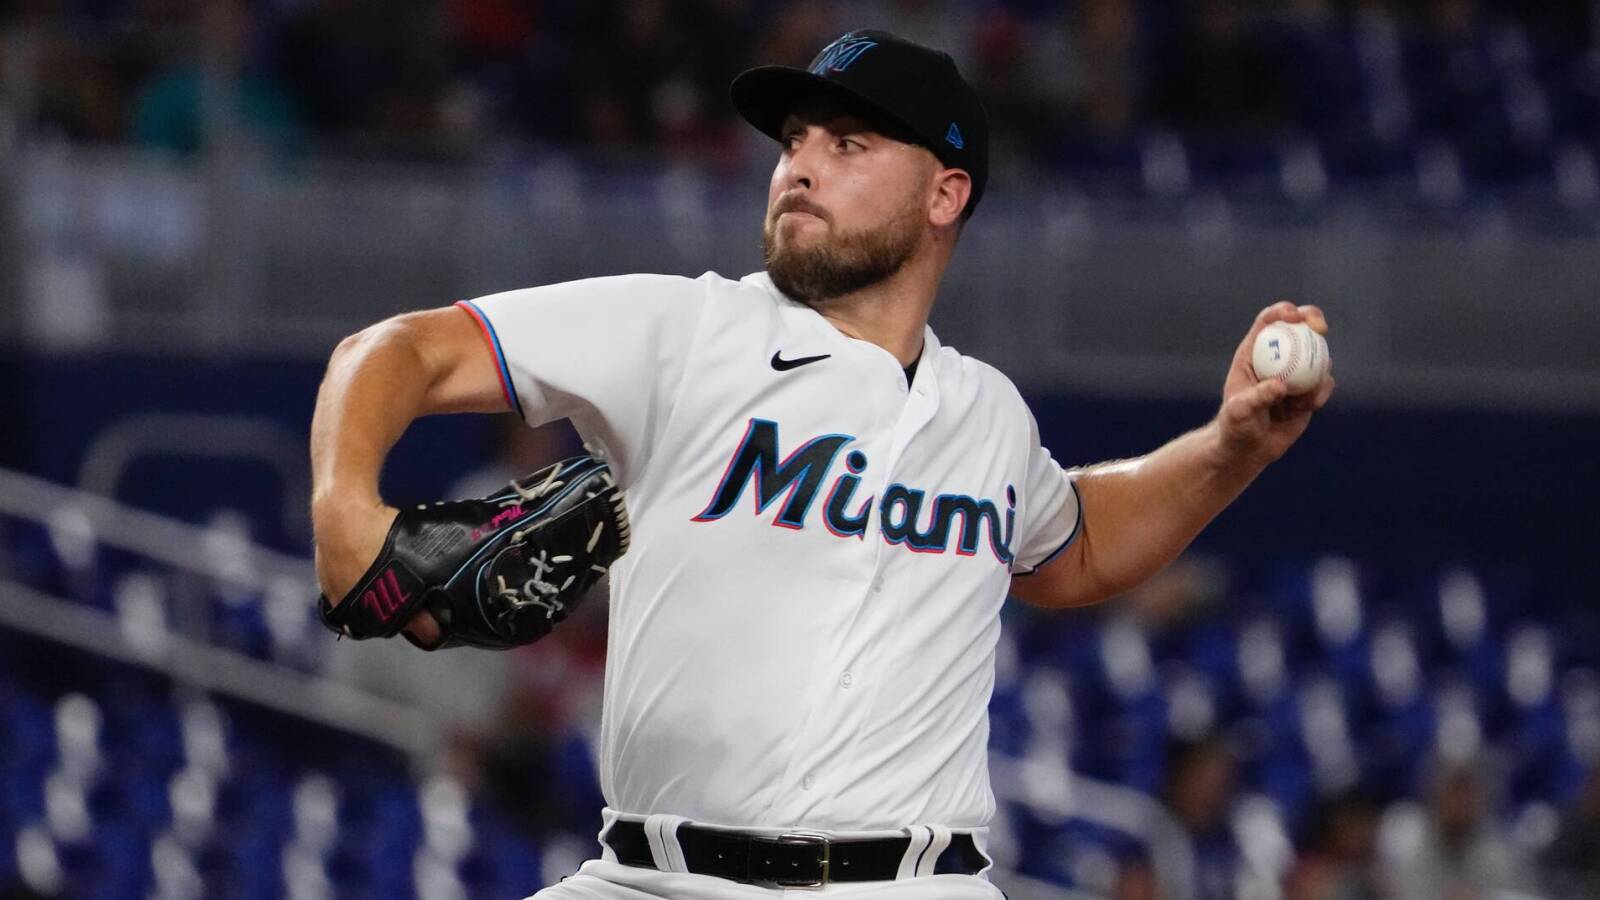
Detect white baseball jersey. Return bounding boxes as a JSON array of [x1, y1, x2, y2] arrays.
[[458, 270, 1081, 837]]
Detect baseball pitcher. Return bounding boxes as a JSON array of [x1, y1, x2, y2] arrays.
[[310, 30, 1334, 899]]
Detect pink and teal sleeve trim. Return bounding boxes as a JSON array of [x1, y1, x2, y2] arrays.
[[455, 299, 524, 419]]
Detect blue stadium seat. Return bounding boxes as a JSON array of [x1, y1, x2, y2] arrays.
[[490, 830, 549, 896], [229, 824, 288, 900], [120, 764, 173, 831], [2, 518, 73, 598], [0, 690, 55, 774], [88, 819, 155, 899]]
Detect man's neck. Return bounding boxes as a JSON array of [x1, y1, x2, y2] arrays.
[[811, 259, 937, 367]]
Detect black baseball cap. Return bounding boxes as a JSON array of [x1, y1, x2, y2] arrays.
[[730, 29, 990, 218]]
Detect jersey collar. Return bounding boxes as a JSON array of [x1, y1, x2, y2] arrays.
[[744, 270, 945, 391]]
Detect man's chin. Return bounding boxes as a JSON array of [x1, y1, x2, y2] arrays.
[[772, 222, 825, 251], [766, 240, 820, 272], [765, 256, 821, 304]]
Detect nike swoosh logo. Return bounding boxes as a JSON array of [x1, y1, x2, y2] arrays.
[[771, 351, 831, 371]]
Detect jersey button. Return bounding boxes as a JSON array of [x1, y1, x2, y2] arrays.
[[839, 671, 853, 689], [801, 774, 815, 790], [871, 580, 883, 594]]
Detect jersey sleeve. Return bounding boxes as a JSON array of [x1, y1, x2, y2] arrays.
[[456, 273, 709, 488], [1010, 406, 1083, 576]]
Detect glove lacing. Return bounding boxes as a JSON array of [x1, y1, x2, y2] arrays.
[[489, 463, 612, 621], [492, 549, 576, 619], [502, 463, 566, 507]]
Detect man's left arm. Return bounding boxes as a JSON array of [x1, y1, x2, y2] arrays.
[[1011, 302, 1336, 610]]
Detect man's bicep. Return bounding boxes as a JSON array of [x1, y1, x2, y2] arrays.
[[406, 305, 516, 416]]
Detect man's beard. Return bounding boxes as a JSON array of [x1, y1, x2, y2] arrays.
[[762, 200, 923, 306]]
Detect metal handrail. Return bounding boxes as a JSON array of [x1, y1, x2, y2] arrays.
[[0, 577, 437, 755], [0, 464, 309, 585], [0, 464, 443, 752]]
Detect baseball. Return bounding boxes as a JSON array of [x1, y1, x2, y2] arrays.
[[1252, 321, 1331, 395]]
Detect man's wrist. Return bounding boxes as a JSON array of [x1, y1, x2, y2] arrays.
[[1202, 419, 1273, 484]]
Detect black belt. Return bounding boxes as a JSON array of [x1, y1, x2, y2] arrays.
[[603, 819, 989, 888]]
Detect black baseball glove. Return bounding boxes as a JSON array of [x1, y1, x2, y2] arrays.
[[318, 453, 630, 650]]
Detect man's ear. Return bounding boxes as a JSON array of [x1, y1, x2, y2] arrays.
[[929, 168, 973, 228]]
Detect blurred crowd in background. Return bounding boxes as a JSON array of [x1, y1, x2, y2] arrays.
[[4, 0, 1599, 187], [5, 3, 1600, 900]]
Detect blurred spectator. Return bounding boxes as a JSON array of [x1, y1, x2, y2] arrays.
[[683, 0, 764, 103], [580, 0, 689, 152], [1150, 734, 1245, 900], [836, 0, 976, 72], [131, 0, 302, 159], [7, 0, 1600, 178], [279, 0, 463, 159], [1059, 0, 1142, 141], [751, 0, 837, 71], [6, 0, 145, 143], [1150, 0, 1294, 138], [1377, 759, 1531, 900], [1112, 851, 1160, 900], [1542, 761, 1600, 899], [447, 0, 537, 62], [970, 8, 1059, 175], [674, 0, 765, 164], [279, 0, 393, 135], [1286, 790, 1388, 900], [975, 0, 1145, 178]]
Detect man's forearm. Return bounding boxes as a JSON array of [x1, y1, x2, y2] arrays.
[[1067, 421, 1266, 602]]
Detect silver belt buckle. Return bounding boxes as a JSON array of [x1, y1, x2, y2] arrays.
[[764, 831, 831, 889]]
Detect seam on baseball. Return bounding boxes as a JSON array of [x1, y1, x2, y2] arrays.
[[1277, 325, 1303, 387]]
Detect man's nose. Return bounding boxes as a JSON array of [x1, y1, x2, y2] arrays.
[[785, 128, 825, 191]]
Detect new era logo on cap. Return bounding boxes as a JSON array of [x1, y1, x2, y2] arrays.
[[945, 122, 964, 149], [809, 36, 877, 74]]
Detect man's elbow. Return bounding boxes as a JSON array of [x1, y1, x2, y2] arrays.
[[327, 328, 364, 368], [1013, 577, 1119, 610], [330, 318, 387, 362], [328, 316, 427, 374], [1011, 552, 1121, 610]]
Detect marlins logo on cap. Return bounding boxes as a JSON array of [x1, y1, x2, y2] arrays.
[[809, 36, 878, 74]]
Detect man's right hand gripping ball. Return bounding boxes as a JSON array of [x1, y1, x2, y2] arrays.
[[316, 454, 630, 650]]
